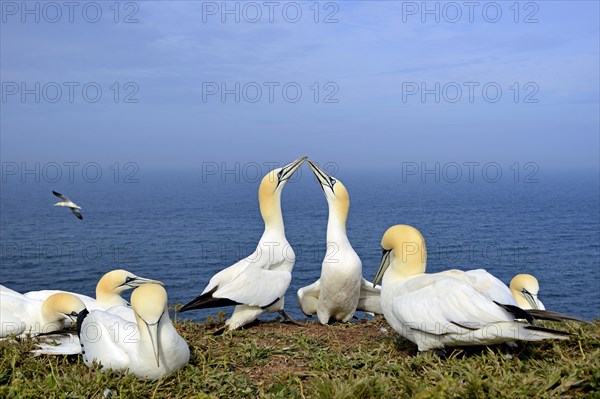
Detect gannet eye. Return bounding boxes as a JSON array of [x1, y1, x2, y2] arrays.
[[330, 178, 337, 186], [70, 311, 78, 316], [125, 277, 134, 284], [277, 170, 283, 179]]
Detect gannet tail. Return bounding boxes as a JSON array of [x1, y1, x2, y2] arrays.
[[527, 309, 592, 324], [179, 288, 239, 313]]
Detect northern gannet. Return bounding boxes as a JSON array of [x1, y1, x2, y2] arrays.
[[297, 160, 382, 323], [179, 156, 306, 331], [510, 274, 545, 310], [79, 283, 189, 380], [373, 225, 570, 351], [24, 269, 162, 311], [52, 191, 83, 220], [30, 270, 162, 355], [0, 285, 86, 338]]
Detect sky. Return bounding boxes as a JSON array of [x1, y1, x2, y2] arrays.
[[1, 0, 599, 172]]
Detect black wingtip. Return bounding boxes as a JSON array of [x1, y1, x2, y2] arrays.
[[179, 288, 240, 313], [52, 190, 62, 197], [494, 301, 535, 324], [524, 325, 572, 336], [212, 326, 227, 336], [528, 309, 592, 324]]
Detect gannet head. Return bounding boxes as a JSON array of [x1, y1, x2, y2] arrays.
[[373, 225, 427, 286], [307, 160, 350, 223], [41, 293, 86, 325], [510, 274, 541, 309], [258, 156, 307, 226], [96, 269, 163, 298], [131, 283, 168, 367]]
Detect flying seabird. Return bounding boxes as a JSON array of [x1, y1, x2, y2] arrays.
[[52, 191, 83, 220]]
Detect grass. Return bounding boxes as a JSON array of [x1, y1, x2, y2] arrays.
[[1, 312, 599, 398]]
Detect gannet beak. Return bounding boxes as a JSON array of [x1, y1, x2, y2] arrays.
[[521, 289, 540, 310], [373, 248, 392, 287], [121, 277, 163, 289], [144, 320, 161, 367], [307, 160, 336, 192], [277, 156, 307, 186], [62, 310, 80, 323]]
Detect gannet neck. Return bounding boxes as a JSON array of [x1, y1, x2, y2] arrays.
[[258, 172, 285, 234], [326, 207, 349, 245], [96, 271, 129, 307]]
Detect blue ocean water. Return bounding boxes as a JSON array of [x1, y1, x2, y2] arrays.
[[1, 167, 599, 321]]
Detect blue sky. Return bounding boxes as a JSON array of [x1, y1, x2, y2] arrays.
[[1, 1, 598, 171]]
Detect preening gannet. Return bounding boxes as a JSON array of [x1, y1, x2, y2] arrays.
[[79, 283, 189, 380], [373, 225, 570, 351], [297, 160, 382, 323], [510, 274, 545, 310], [52, 191, 83, 220], [179, 156, 307, 331], [0, 285, 86, 338]]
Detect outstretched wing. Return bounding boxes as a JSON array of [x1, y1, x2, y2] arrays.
[[52, 191, 69, 201], [71, 208, 83, 220]]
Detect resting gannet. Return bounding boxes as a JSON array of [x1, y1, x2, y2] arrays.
[[373, 225, 570, 351], [79, 283, 189, 380], [179, 156, 307, 331], [24, 269, 162, 311], [297, 160, 382, 323], [510, 274, 545, 310], [29, 270, 162, 355], [52, 191, 83, 220], [0, 285, 86, 338]]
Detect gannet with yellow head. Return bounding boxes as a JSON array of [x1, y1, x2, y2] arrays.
[[78, 283, 189, 380], [179, 156, 307, 331], [373, 225, 570, 351], [297, 160, 382, 323], [29, 270, 163, 355], [510, 274, 545, 310], [24, 269, 162, 311], [1, 285, 86, 338]]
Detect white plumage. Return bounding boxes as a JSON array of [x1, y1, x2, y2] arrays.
[[297, 160, 381, 323], [79, 284, 189, 380], [373, 225, 569, 351], [179, 156, 306, 330]]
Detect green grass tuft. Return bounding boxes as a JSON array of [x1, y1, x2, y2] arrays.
[[1, 317, 598, 398]]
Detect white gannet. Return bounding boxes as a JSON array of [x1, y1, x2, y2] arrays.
[[297, 160, 382, 323], [24, 269, 162, 311], [179, 156, 307, 331], [510, 274, 545, 310], [29, 270, 162, 355], [0, 285, 86, 338], [79, 283, 189, 380], [52, 191, 83, 220], [373, 225, 570, 352]]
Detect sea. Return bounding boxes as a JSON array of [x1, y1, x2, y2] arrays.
[[1, 166, 599, 321]]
